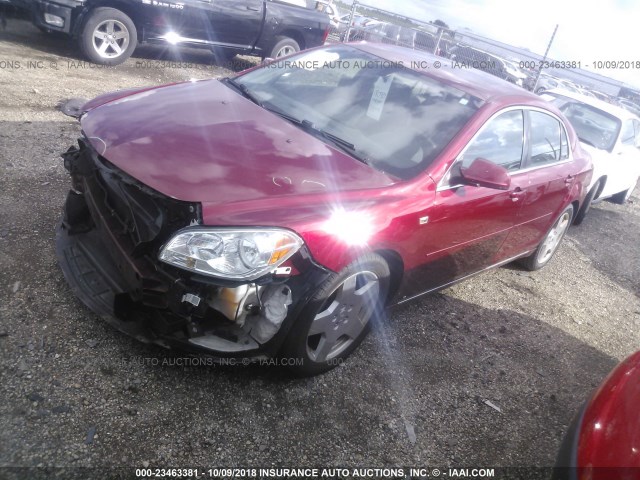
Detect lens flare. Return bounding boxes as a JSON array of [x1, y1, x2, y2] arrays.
[[324, 209, 374, 246]]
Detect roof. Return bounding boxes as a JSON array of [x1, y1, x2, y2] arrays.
[[544, 88, 640, 121], [352, 42, 540, 104]]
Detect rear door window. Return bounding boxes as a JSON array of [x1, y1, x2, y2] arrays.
[[528, 111, 563, 166]]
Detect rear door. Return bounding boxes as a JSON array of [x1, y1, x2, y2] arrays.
[[204, 0, 264, 48], [498, 108, 574, 258]]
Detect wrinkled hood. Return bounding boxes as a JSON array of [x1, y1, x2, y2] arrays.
[[80, 80, 397, 204]]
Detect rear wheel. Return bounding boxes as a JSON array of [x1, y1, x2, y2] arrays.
[[520, 205, 573, 271], [79, 8, 137, 65], [574, 179, 601, 225], [269, 36, 300, 59], [281, 253, 390, 376]]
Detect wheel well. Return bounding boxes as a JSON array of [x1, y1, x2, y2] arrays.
[[277, 29, 305, 51], [74, 2, 142, 40], [375, 249, 404, 304]]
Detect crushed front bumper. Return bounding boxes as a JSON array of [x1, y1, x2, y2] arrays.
[[56, 139, 330, 359]]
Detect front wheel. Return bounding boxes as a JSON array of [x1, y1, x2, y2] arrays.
[[281, 253, 390, 376], [79, 8, 137, 65], [269, 36, 300, 59], [519, 204, 573, 271]]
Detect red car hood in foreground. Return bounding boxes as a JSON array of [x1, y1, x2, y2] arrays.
[[577, 351, 640, 471], [79, 80, 397, 205]]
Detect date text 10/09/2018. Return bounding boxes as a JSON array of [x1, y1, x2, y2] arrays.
[[519, 60, 640, 70], [134, 467, 497, 478]]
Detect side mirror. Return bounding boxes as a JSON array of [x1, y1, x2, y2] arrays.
[[460, 158, 511, 190]]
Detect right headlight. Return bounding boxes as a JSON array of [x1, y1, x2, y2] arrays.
[[158, 228, 303, 281]]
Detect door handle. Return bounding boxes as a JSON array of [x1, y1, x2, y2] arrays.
[[246, 5, 261, 10], [564, 175, 575, 185], [509, 187, 524, 202]]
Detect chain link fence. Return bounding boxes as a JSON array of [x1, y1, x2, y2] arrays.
[[324, 1, 625, 98]]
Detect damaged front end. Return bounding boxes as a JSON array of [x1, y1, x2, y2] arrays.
[[56, 138, 329, 358]]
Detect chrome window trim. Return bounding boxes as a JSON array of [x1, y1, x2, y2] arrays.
[[436, 105, 574, 192]]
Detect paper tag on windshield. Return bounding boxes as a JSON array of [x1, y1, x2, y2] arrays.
[[367, 76, 393, 121]]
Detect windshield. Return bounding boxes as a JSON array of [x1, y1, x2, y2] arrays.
[[234, 46, 481, 180], [544, 93, 621, 151]]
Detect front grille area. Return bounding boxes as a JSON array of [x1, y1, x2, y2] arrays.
[[63, 138, 200, 256]]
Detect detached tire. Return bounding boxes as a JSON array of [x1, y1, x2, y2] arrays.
[[573, 179, 601, 225], [281, 253, 390, 376], [269, 36, 300, 59], [519, 204, 573, 271], [80, 8, 137, 65]]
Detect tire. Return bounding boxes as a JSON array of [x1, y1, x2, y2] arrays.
[[211, 47, 237, 65], [610, 184, 635, 205], [269, 36, 300, 59], [79, 8, 137, 66], [519, 204, 574, 271], [281, 253, 390, 376], [573, 179, 601, 225]]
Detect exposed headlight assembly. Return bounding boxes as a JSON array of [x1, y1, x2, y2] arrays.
[[158, 228, 303, 281]]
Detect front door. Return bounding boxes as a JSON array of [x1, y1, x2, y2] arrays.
[[399, 109, 528, 300]]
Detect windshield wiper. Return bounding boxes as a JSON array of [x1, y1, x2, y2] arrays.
[[223, 78, 263, 107], [318, 130, 356, 153], [262, 107, 369, 165]]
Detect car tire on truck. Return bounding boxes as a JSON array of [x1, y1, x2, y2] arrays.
[[79, 7, 137, 66], [269, 36, 300, 59]]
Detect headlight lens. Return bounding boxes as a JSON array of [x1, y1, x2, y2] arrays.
[[159, 228, 303, 280]]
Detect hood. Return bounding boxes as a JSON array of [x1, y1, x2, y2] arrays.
[[80, 79, 397, 203]]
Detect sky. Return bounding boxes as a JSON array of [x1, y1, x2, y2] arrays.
[[347, 0, 640, 88]]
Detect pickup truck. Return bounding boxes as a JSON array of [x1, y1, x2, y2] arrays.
[[23, 0, 330, 65]]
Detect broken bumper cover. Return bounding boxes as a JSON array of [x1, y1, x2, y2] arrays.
[[55, 139, 330, 359]]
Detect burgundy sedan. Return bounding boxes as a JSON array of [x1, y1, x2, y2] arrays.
[[56, 43, 592, 375]]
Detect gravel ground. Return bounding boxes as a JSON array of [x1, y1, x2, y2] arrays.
[[1, 18, 640, 478]]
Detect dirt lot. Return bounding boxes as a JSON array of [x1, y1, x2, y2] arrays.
[[1, 18, 640, 478]]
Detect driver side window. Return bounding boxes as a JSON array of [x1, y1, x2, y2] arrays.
[[460, 110, 524, 170], [444, 110, 524, 187]]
